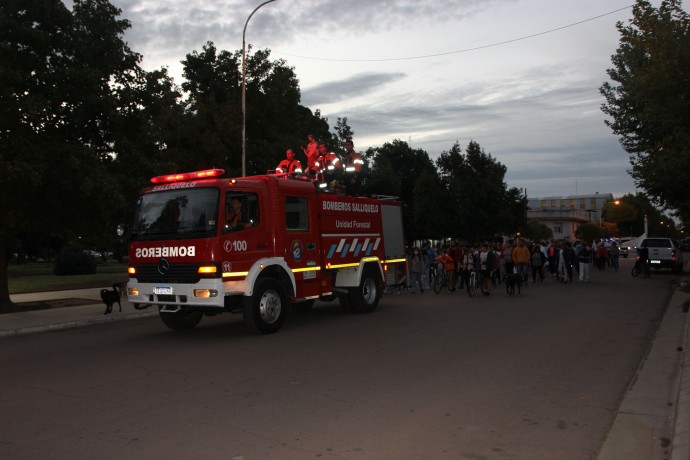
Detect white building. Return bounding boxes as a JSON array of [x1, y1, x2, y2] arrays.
[[527, 193, 614, 240]]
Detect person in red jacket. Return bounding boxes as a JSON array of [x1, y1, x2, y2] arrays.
[[343, 139, 364, 195], [275, 148, 303, 175], [435, 248, 456, 292]]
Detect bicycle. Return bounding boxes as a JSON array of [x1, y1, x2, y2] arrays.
[[466, 268, 488, 297], [631, 256, 649, 278], [433, 266, 447, 294]]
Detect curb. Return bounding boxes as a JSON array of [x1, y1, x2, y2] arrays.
[[0, 310, 159, 338], [672, 294, 690, 460]]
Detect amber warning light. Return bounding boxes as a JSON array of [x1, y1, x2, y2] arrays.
[[150, 169, 225, 184]]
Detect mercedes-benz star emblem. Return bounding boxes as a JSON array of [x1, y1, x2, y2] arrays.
[[157, 258, 170, 275]]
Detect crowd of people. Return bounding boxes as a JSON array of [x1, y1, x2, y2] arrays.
[[400, 238, 626, 295], [274, 135, 364, 195]]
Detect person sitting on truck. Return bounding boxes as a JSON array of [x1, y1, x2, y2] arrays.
[[315, 143, 342, 189], [275, 149, 303, 175], [226, 197, 252, 231], [308, 145, 326, 180]]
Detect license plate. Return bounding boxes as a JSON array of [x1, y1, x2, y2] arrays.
[[650, 260, 660, 264], [154, 286, 174, 295]]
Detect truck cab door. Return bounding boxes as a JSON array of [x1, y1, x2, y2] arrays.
[[222, 191, 271, 273]]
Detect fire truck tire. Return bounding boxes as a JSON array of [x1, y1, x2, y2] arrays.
[[349, 267, 382, 314], [243, 278, 287, 334], [159, 308, 203, 331]]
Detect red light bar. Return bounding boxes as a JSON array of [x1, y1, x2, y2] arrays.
[[150, 169, 225, 184]]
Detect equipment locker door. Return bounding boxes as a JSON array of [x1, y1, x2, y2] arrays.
[[283, 194, 321, 299]]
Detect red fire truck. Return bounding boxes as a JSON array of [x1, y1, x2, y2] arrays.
[[125, 168, 405, 334]]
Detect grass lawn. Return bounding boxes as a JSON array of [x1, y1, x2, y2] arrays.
[[8, 261, 128, 294]]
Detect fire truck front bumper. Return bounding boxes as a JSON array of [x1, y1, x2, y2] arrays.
[[126, 279, 227, 310]]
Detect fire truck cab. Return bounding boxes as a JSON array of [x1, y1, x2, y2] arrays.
[[125, 169, 405, 334]]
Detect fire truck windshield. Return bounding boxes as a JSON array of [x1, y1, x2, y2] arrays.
[[131, 187, 220, 241]]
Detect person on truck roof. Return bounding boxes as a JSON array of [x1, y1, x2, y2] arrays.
[[343, 139, 364, 195], [301, 134, 319, 172], [276, 149, 303, 175], [322, 144, 342, 183]]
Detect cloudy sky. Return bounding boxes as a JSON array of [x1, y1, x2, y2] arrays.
[[101, 0, 665, 199]]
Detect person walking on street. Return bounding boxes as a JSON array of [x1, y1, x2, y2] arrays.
[[408, 247, 424, 293], [530, 245, 545, 283], [422, 241, 436, 289], [637, 244, 651, 278], [578, 243, 593, 282]]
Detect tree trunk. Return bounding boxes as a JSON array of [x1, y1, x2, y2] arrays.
[[0, 233, 14, 308]]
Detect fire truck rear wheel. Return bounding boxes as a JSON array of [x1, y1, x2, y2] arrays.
[[159, 308, 203, 331], [349, 267, 382, 314], [243, 278, 287, 334]]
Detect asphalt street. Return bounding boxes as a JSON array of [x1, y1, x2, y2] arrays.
[[0, 256, 690, 460]]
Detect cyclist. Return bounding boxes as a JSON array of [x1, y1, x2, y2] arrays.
[[435, 248, 456, 292], [512, 238, 531, 286]]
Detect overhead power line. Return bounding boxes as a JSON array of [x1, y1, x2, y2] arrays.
[[272, 5, 634, 62]]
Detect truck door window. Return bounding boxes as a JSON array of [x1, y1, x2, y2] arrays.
[[285, 197, 309, 232], [224, 192, 259, 232]]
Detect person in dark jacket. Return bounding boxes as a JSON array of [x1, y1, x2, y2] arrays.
[[578, 243, 593, 282], [530, 246, 545, 282]]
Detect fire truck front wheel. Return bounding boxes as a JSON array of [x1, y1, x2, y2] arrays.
[[243, 278, 287, 334], [159, 308, 203, 331]]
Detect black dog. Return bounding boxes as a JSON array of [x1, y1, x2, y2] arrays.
[[505, 273, 522, 296], [100, 282, 124, 315]]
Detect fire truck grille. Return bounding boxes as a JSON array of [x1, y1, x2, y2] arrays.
[[133, 264, 204, 284]]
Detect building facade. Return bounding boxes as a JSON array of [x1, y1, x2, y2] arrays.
[[527, 193, 614, 240]]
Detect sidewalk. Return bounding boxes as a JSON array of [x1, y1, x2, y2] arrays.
[[1, 280, 689, 459], [597, 271, 690, 460], [0, 287, 157, 338]]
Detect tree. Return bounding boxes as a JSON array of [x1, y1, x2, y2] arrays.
[[436, 141, 528, 241], [413, 170, 449, 240], [0, 0, 144, 308], [521, 222, 553, 241], [332, 117, 355, 154], [575, 223, 604, 242], [363, 140, 437, 240], [600, 0, 690, 226]]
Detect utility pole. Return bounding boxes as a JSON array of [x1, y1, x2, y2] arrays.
[[242, 0, 277, 177]]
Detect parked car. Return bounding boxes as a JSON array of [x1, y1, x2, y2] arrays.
[[681, 237, 690, 251], [637, 238, 684, 273]]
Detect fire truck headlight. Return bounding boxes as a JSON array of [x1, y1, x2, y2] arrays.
[[194, 289, 218, 298], [128, 287, 139, 296]]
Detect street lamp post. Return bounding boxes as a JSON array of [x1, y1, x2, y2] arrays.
[[242, 0, 277, 177]]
